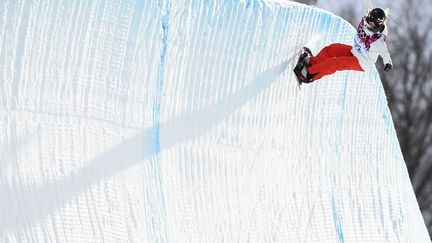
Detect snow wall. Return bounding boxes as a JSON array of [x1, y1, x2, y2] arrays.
[[0, 0, 430, 242]]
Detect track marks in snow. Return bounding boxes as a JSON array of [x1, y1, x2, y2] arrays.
[[0, 0, 429, 242]]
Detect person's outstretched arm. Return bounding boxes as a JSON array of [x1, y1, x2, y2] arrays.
[[379, 39, 393, 71]]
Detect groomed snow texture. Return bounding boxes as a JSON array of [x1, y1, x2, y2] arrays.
[[0, 0, 430, 242]]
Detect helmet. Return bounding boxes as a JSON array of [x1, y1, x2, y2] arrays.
[[366, 8, 386, 27]]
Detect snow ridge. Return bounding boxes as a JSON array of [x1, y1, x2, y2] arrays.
[[0, 0, 430, 242]]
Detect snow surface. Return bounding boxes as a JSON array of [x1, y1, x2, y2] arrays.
[[0, 0, 430, 242]]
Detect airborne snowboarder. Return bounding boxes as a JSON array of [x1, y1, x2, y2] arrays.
[[294, 6, 393, 85]]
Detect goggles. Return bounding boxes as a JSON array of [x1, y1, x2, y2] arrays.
[[366, 14, 385, 27]]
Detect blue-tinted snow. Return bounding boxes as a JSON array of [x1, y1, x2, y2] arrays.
[[0, 0, 429, 242]]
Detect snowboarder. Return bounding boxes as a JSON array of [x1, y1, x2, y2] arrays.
[[294, 7, 393, 84]]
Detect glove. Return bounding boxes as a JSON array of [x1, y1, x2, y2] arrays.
[[384, 63, 393, 72]]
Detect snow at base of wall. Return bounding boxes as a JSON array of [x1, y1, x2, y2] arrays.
[[0, 0, 429, 242]]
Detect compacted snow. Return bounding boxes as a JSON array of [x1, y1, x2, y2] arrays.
[[0, 0, 429, 242]]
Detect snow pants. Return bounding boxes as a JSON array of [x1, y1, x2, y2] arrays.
[[307, 43, 364, 81]]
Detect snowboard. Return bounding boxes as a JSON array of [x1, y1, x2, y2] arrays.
[[293, 47, 313, 87]]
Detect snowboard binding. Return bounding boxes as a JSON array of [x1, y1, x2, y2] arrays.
[[293, 47, 315, 86]]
